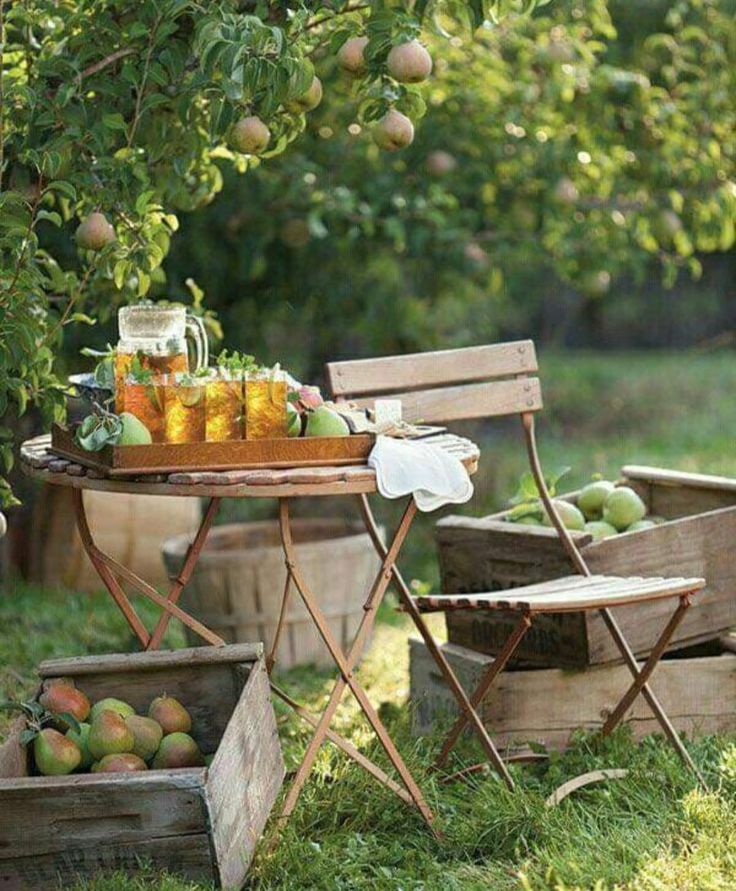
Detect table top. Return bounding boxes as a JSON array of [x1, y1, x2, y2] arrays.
[[20, 433, 480, 499]]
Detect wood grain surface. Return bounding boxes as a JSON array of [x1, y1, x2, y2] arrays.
[[410, 639, 736, 750], [0, 645, 283, 890], [327, 340, 538, 396], [438, 470, 736, 667], [20, 432, 479, 499]]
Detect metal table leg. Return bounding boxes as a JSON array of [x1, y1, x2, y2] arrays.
[[269, 496, 439, 836], [73, 489, 225, 649]]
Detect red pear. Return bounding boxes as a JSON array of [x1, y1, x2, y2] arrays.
[[148, 696, 191, 735], [34, 728, 81, 776], [39, 684, 90, 722]]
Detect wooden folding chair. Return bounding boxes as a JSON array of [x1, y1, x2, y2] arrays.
[[327, 340, 706, 793]]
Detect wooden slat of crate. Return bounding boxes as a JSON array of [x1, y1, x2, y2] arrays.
[[409, 638, 736, 750], [1, 835, 217, 889], [0, 644, 284, 890], [438, 469, 736, 668], [207, 660, 284, 889], [0, 771, 209, 858]]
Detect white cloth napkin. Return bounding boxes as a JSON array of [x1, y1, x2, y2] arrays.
[[367, 435, 474, 512]]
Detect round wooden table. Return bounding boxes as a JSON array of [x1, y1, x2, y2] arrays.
[[20, 431, 479, 835]]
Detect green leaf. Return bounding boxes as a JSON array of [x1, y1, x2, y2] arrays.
[[102, 112, 128, 131], [19, 728, 38, 746], [46, 180, 77, 201], [36, 209, 63, 227], [55, 711, 81, 734], [113, 260, 129, 290]]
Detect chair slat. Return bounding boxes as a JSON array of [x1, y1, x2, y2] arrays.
[[327, 340, 537, 398], [347, 377, 542, 424], [415, 575, 704, 614]]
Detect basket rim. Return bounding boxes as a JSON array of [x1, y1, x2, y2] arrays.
[[161, 517, 378, 559]]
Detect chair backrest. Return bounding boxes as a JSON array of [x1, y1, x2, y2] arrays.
[[327, 340, 592, 576], [325, 340, 542, 424]]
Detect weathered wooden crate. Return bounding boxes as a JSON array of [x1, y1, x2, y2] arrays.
[[409, 636, 736, 750], [0, 644, 284, 890], [437, 465, 736, 668]]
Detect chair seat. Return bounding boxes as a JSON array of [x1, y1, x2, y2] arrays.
[[414, 574, 705, 614]]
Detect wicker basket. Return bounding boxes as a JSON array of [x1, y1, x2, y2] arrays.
[[162, 519, 381, 669]]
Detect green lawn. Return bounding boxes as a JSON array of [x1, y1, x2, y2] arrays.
[[2, 351, 736, 890]]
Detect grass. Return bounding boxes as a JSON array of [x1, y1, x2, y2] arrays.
[[2, 350, 736, 890]]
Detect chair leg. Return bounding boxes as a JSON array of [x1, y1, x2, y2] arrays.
[[601, 594, 691, 736], [433, 613, 531, 773], [357, 494, 519, 790], [600, 602, 705, 785]]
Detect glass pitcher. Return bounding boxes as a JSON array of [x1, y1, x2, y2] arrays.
[[114, 304, 208, 412]]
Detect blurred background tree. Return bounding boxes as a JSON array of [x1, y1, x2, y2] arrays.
[[155, 0, 736, 380]]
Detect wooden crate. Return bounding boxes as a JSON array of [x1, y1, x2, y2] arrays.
[[437, 465, 736, 668], [409, 637, 736, 750], [0, 645, 284, 890]]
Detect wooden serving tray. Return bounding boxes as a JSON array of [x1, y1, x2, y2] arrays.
[[50, 424, 375, 477]]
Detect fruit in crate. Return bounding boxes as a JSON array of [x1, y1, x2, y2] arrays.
[[93, 753, 148, 773], [66, 722, 94, 769], [39, 682, 91, 722], [577, 480, 616, 520], [584, 520, 618, 541], [153, 732, 205, 769], [602, 486, 647, 530], [90, 697, 135, 720], [148, 695, 192, 735], [34, 728, 82, 776], [17, 686, 215, 775], [627, 518, 656, 532], [88, 711, 135, 759], [305, 405, 350, 438], [505, 469, 663, 537], [542, 500, 585, 531], [126, 715, 164, 761]]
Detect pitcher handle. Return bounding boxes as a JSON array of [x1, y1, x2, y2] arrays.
[[186, 313, 209, 371]]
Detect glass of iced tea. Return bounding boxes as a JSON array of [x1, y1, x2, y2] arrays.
[[164, 373, 206, 444], [245, 368, 288, 439], [114, 349, 188, 413], [205, 369, 244, 442], [122, 373, 166, 442]]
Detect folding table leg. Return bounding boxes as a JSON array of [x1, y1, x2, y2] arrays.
[[266, 566, 293, 674], [147, 497, 221, 650], [357, 494, 519, 790], [73, 489, 151, 647], [73, 489, 225, 650], [270, 683, 415, 807], [275, 497, 438, 834]]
